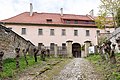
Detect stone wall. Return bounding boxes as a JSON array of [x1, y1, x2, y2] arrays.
[[0, 24, 35, 59]]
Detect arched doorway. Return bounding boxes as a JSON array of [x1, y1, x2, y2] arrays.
[[72, 43, 81, 58]]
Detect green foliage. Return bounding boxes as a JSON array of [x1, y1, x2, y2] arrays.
[[3, 58, 15, 63], [112, 72, 120, 80], [0, 56, 69, 79], [99, 0, 120, 15], [116, 8, 120, 27], [87, 53, 120, 80], [0, 56, 38, 78], [95, 12, 107, 29], [98, 0, 120, 28], [98, 35, 107, 45], [87, 54, 101, 64], [81, 44, 85, 51]]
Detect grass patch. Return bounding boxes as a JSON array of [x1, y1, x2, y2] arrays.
[[15, 57, 71, 80], [0, 55, 70, 80], [86, 53, 120, 80], [0, 56, 40, 79], [87, 54, 101, 63]]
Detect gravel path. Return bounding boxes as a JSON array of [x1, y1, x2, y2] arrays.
[[53, 58, 102, 80]]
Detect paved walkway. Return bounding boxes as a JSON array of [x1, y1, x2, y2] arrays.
[[53, 58, 102, 80]]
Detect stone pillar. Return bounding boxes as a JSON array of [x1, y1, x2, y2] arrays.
[[0, 51, 4, 72], [84, 41, 91, 57], [81, 51, 85, 58], [54, 44, 58, 57], [66, 40, 73, 58]]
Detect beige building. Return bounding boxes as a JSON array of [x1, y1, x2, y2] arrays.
[[0, 11, 114, 46], [0, 3, 114, 47], [0, 5, 115, 57]]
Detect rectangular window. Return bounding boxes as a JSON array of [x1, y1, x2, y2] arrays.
[[50, 43, 54, 50], [38, 29, 43, 35], [62, 43, 66, 50], [96, 30, 100, 35], [62, 29, 66, 36], [21, 28, 26, 35], [74, 20, 78, 24], [74, 30, 78, 36], [50, 29, 54, 36], [66, 20, 70, 24], [46, 19, 52, 23], [86, 30, 90, 36]]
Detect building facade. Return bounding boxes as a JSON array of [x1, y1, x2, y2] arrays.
[[0, 12, 114, 47]]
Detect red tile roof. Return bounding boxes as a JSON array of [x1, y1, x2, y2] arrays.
[[1, 12, 96, 26]]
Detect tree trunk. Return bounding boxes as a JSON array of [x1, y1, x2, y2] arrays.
[[110, 51, 116, 64]]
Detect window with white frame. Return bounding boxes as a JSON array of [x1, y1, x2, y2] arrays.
[[62, 29, 66, 36], [38, 29, 43, 35], [21, 28, 26, 35], [74, 30, 78, 36], [96, 30, 100, 35], [50, 29, 55, 36], [86, 30, 90, 36], [74, 20, 78, 24]]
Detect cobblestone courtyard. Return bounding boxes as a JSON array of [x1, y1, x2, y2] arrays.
[[53, 58, 102, 80]]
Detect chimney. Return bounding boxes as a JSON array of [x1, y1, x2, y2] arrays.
[[30, 3, 33, 16], [60, 8, 63, 16], [89, 9, 94, 17]]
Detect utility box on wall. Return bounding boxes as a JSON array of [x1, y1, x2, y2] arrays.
[[88, 46, 95, 54]]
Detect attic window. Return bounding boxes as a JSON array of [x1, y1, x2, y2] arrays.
[[65, 20, 70, 24], [74, 20, 78, 24], [46, 19, 52, 23]]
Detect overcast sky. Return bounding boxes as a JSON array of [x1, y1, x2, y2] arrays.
[[0, 0, 101, 20]]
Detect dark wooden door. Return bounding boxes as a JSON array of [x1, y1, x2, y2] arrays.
[[72, 43, 81, 58]]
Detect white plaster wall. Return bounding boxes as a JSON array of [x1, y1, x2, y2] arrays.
[[6, 24, 114, 46]]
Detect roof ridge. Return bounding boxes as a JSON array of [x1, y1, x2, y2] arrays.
[[86, 14, 94, 20], [29, 12, 89, 16], [0, 11, 96, 25]]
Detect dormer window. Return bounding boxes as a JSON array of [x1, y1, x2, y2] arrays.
[[46, 19, 52, 23], [66, 20, 70, 24], [74, 20, 78, 24]]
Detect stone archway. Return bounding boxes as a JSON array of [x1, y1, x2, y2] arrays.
[[72, 43, 81, 58]]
